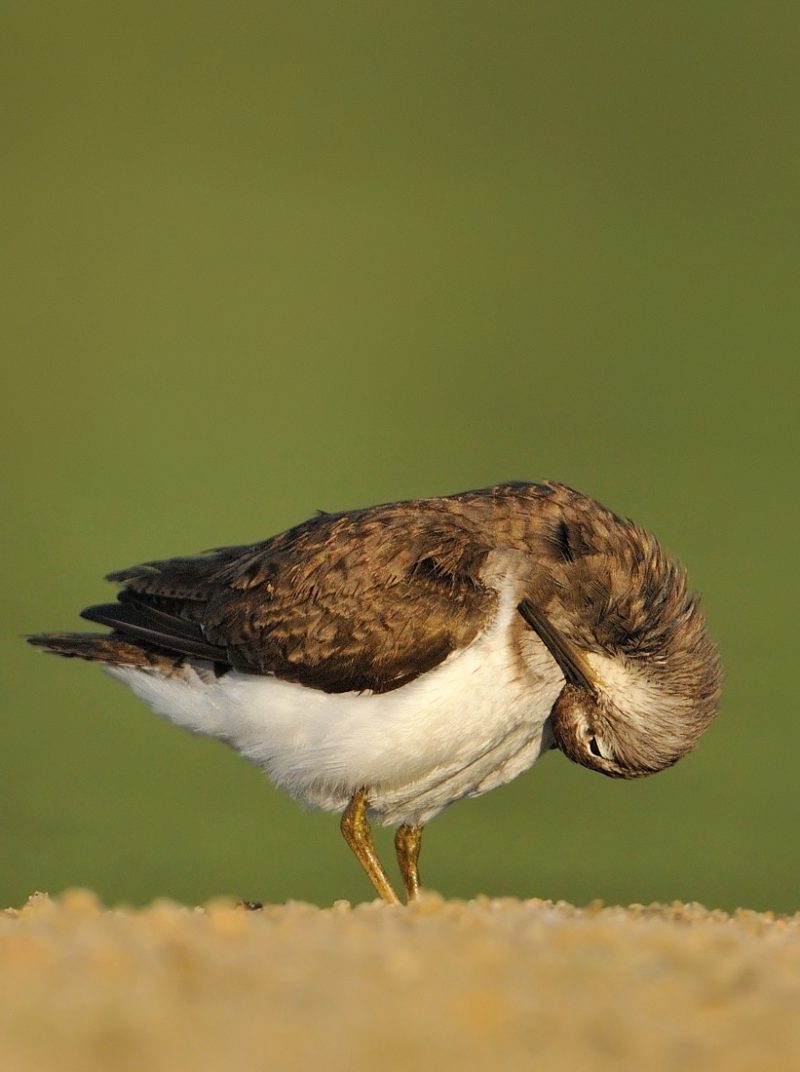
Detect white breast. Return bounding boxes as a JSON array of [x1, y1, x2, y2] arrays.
[[105, 583, 563, 826]]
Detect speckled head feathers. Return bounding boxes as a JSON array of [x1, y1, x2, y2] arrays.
[[506, 484, 723, 777]]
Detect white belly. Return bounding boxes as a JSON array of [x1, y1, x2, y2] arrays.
[[105, 585, 563, 825]]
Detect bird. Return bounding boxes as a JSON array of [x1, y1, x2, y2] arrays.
[[28, 481, 722, 904]]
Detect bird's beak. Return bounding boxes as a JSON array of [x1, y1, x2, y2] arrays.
[[517, 599, 599, 696]]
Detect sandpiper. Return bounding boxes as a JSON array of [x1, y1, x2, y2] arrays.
[[29, 482, 722, 904]]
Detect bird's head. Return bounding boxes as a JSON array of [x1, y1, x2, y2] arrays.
[[519, 504, 722, 778]]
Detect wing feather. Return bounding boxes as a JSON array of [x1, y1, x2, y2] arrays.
[[96, 502, 498, 693]]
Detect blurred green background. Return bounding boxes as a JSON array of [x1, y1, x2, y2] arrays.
[[2, 2, 797, 913]]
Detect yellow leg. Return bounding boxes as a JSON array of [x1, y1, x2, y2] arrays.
[[395, 824, 424, 901], [340, 790, 400, 905]]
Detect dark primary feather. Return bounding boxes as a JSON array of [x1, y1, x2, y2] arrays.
[[80, 599, 226, 663]]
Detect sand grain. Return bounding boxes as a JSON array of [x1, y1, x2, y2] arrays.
[[1, 890, 798, 1071]]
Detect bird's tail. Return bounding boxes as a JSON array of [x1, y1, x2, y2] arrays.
[[27, 632, 159, 668]]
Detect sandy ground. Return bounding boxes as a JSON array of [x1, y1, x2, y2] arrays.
[[1, 891, 798, 1072]]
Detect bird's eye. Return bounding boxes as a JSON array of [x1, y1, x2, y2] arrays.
[[588, 736, 603, 759]]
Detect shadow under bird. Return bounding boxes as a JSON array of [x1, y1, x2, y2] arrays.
[[29, 482, 722, 904]]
